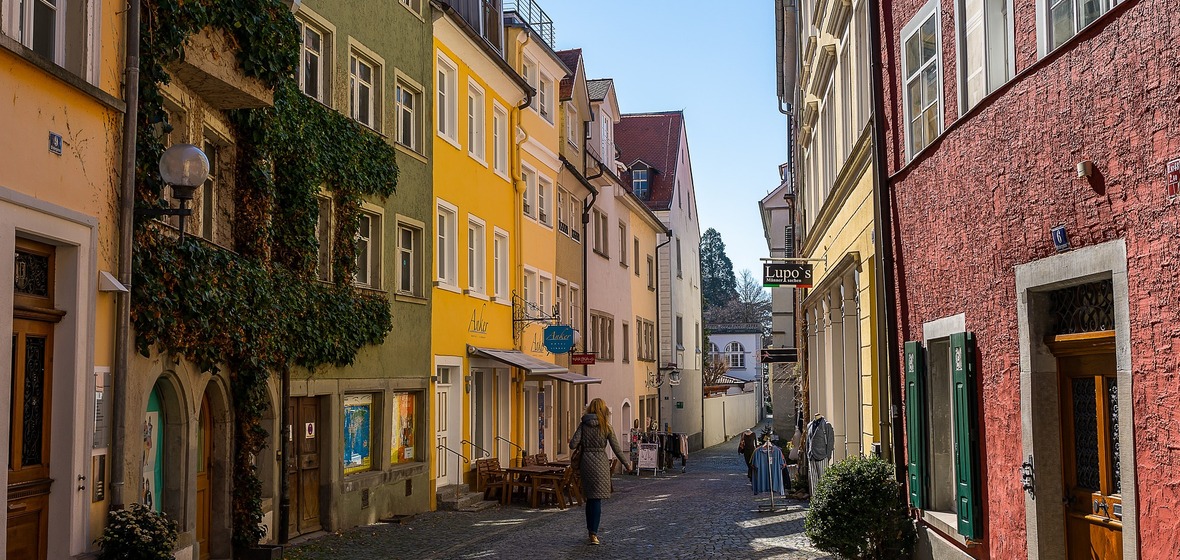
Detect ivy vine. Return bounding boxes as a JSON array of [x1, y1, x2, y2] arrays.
[[132, 0, 398, 549]]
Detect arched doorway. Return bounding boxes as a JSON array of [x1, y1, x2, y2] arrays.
[[196, 395, 212, 560]]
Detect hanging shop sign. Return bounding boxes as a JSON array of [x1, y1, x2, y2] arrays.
[[571, 353, 596, 365], [761, 348, 799, 363], [543, 325, 575, 354], [1167, 157, 1180, 198], [763, 261, 813, 288]]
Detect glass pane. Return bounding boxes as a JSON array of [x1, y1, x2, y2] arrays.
[[1072, 377, 1100, 490], [359, 62, 372, 83], [359, 86, 371, 126], [923, 63, 939, 111], [1080, 0, 1104, 27], [922, 106, 939, 147], [305, 27, 321, 53], [1051, 1, 1075, 50], [1107, 377, 1121, 494], [905, 34, 922, 79], [920, 15, 937, 63], [33, 0, 56, 60], [21, 335, 47, 467], [907, 78, 924, 121], [304, 52, 319, 99], [14, 250, 50, 297]]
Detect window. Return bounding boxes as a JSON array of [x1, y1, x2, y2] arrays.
[[568, 193, 582, 242], [397, 222, 423, 297], [354, 210, 381, 288], [647, 256, 655, 290], [569, 285, 581, 333], [522, 168, 536, 218], [391, 392, 418, 465], [538, 74, 553, 122], [904, 333, 982, 539], [676, 237, 683, 278], [343, 394, 375, 475], [537, 177, 552, 226], [902, 2, 942, 158], [524, 269, 537, 307], [593, 210, 609, 257], [637, 319, 656, 361], [350, 53, 377, 129], [493, 104, 508, 176], [399, 0, 422, 13], [633, 238, 641, 276], [13, 0, 62, 62], [522, 58, 538, 108], [493, 230, 508, 299], [725, 342, 746, 369], [632, 168, 649, 198], [298, 19, 326, 101], [199, 138, 219, 241], [675, 315, 684, 350], [618, 222, 628, 267], [600, 115, 611, 161], [396, 80, 422, 151], [539, 276, 551, 314], [315, 195, 332, 282], [1046, 0, 1113, 52], [467, 218, 486, 294], [437, 54, 458, 142], [957, 0, 1012, 111], [467, 82, 486, 162], [565, 105, 579, 148], [556, 281, 567, 322], [557, 189, 569, 235], [437, 202, 458, 286], [590, 313, 614, 361], [622, 322, 630, 363]]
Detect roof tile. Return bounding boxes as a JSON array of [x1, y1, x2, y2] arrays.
[[615, 111, 684, 212]]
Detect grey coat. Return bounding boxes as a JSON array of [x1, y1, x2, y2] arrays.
[[806, 417, 835, 462], [569, 414, 628, 500]]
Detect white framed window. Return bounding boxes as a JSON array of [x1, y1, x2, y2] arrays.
[[902, 0, 942, 159], [569, 285, 581, 333], [1043, 0, 1113, 53], [957, 0, 1013, 111], [493, 229, 509, 300], [492, 103, 509, 177], [538, 275, 551, 315], [600, 114, 611, 161], [399, 0, 422, 13], [396, 78, 423, 151], [537, 176, 552, 226], [556, 280, 567, 322], [524, 269, 537, 308], [590, 312, 614, 361], [725, 342, 746, 369], [538, 73, 553, 122], [354, 208, 382, 288], [315, 194, 332, 282], [592, 210, 609, 257], [350, 52, 378, 130], [675, 315, 684, 349], [467, 81, 486, 163], [436, 52, 459, 144], [297, 19, 326, 102], [199, 137, 220, 242], [396, 219, 423, 297], [565, 105, 579, 148], [467, 217, 486, 295], [618, 222, 628, 267], [522, 57, 538, 111], [633, 238, 641, 276], [436, 200, 458, 287], [632, 168, 649, 198], [12, 0, 64, 63], [557, 189, 570, 236], [647, 255, 655, 290], [568, 192, 582, 243], [522, 167, 536, 219], [676, 237, 683, 278]]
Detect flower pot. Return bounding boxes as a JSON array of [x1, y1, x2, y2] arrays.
[[236, 544, 283, 560]]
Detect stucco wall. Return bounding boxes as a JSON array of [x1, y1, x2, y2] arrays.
[[703, 392, 761, 449]]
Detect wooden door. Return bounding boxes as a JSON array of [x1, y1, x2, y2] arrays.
[[1052, 334, 1123, 560], [8, 318, 54, 560], [287, 397, 321, 537], [196, 396, 212, 560], [436, 384, 453, 485]]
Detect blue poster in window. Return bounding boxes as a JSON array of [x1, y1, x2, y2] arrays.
[[343, 395, 372, 475]]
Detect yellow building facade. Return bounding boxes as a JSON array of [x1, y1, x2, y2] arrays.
[[0, 3, 126, 557]]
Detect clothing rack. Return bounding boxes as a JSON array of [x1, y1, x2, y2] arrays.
[[752, 440, 787, 513], [629, 430, 689, 475]]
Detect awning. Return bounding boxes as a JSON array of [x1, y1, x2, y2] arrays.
[[467, 346, 601, 384]]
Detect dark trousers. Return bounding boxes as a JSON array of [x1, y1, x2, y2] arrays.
[[586, 498, 602, 534], [744, 453, 755, 480]]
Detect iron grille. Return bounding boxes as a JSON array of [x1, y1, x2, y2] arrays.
[[1049, 279, 1114, 335]]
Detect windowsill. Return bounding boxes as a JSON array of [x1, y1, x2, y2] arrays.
[[0, 35, 126, 113], [467, 152, 489, 168], [398, 2, 427, 22], [435, 282, 461, 294], [437, 131, 461, 151], [395, 143, 428, 164], [537, 221, 554, 230], [464, 290, 490, 301], [648, 286, 655, 292], [524, 213, 537, 223], [494, 168, 511, 182], [593, 249, 610, 260], [354, 284, 387, 296], [492, 297, 512, 307], [921, 510, 972, 548], [353, 119, 383, 136], [620, 261, 629, 269], [393, 292, 428, 305]]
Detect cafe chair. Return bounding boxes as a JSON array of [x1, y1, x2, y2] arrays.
[[535, 466, 575, 509], [478, 458, 507, 502]]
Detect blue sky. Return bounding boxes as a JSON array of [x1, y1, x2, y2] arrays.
[[541, 0, 786, 278]]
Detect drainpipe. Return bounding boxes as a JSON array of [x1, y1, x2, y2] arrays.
[[579, 144, 603, 380], [653, 230, 672, 428], [511, 30, 534, 453], [112, 0, 141, 510], [866, 0, 906, 487]]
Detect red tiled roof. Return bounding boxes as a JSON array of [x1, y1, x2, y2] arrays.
[[556, 48, 581, 101], [615, 111, 684, 212]]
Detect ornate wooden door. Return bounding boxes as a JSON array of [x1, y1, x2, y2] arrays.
[[287, 397, 321, 537], [8, 319, 54, 560]]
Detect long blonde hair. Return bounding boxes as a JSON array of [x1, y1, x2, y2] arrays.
[[585, 398, 612, 437]]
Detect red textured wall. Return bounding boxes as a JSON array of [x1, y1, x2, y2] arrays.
[[878, 0, 1180, 557]]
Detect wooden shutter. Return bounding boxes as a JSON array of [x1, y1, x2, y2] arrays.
[[950, 332, 980, 539], [904, 341, 927, 509]]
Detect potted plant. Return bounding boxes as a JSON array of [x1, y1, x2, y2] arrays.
[[96, 504, 178, 560], [804, 455, 916, 559]]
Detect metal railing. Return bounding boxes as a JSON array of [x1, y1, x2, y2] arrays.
[[505, 0, 555, 47], [461, 439, 492, 459], [495, 436, 527, 463], [436, 443, 470, 495]]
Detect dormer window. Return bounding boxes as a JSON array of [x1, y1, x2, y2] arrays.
[[632, 168, 649, 198]]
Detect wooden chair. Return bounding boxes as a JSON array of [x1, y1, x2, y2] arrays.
[[522, 454, 537, 467], [478, 458, 507, 501], [534, 452, 549, 465], [535, 466, 575, 509]]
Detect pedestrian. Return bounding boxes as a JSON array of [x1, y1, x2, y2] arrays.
[[570, 398, 631, 546], [806, 414, 835, 498], [738, 429, 757, 480]]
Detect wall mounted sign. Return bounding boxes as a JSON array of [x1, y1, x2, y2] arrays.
[[468, 304, 489, 335], [571, 353, 596, 365], [760, 348, 799, 363], [93, 368, 110, 449], [1167, 158, 1180, 198], [763, 261, 813, 288], [305, 422, 316, 439], [92, 454, 106, 503], [543, 325, 575, 354], [1051, 225, 1070, 253], [49, 132, 62, 155]]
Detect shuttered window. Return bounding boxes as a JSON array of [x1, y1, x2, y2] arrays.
[[904, 341, 927, 509], [949, 332, 980, 539]]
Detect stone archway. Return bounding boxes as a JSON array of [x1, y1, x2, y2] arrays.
[[197, 375, 234, 560]]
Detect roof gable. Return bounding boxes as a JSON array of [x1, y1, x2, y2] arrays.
[[556, 48, 582, 101], [614, 111, 684, 211]]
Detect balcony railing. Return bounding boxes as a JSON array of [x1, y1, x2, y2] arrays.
[[505, 0, 555, 48]]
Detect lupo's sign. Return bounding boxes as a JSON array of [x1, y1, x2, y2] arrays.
[[763, 261, 813, 288]]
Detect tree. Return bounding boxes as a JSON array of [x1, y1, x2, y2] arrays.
[[705, 269, 772, 336], [699, 228, 738, 309], [701, 334, 729, 387]]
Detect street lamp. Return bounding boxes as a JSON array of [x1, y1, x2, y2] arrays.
[[138, 143, 209, 240]]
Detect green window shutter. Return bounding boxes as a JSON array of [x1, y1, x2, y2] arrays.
[[904, 341, 927, 509], [950, 332, 981, 539]]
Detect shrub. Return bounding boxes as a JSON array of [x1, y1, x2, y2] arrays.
[[96, 503, 178, 560], [804, 455, 916, 560]]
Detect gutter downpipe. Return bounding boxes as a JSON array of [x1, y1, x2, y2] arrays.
[[866, 0, 906, 487], [112, 0, 141, 510], [512, 29, 534, 453], [579, 142, 603, 380], [653, 231, 672, 428]]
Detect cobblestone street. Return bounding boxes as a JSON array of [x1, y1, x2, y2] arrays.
[[286, 437, 829, 559]]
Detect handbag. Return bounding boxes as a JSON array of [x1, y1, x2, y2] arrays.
[[569, 442, 583, 476]]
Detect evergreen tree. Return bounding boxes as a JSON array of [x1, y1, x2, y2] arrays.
[[699, 228, 738, 309]]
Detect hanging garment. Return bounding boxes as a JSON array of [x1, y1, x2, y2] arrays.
[[751, 445, 786, 495]]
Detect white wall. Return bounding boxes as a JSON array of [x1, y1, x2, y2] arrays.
[[702, 392, 759, 448]]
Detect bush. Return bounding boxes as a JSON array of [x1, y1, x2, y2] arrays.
[[96, 503, 178, 560], [804, 455, 916, 560]]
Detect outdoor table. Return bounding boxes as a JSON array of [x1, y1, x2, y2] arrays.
[[503, 465, 566, 507], [547, 459, 571, 467]]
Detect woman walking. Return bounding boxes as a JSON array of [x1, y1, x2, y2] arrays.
[[569, 398, 631, 545]]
